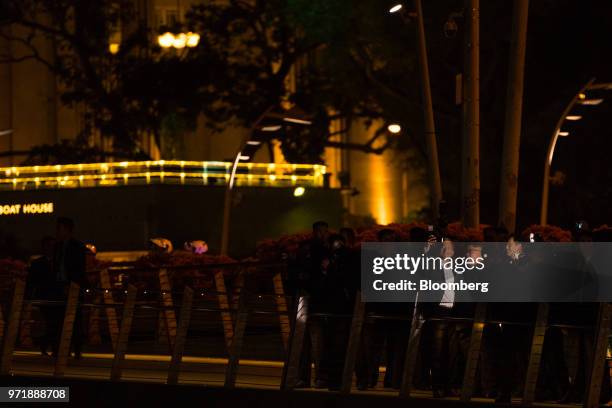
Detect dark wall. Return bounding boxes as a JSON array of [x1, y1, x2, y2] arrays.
[[0, 185, 343, 258]]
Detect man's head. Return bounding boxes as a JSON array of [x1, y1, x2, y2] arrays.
[[56, 217, 75, 241], [312, 221, 329, 242], [410, 227, 428, 242], [377, 228, 396, 242], [41, 236, 55, 258]]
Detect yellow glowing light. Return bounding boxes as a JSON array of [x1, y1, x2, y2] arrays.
[[186, 32, 200, 48], [578, 92, 586, 100], [158, 32, 175, 48], [558, 131, 569, 137], [173, 33, 187, 49], [109, 43, 120, 54], [579, 98, 604, 106], [293, 186, 305, 197], [0, 160, 326, 191], [387, 123, 401, 134], [565, 115, 582, 121], [370, 155, 393, 225]]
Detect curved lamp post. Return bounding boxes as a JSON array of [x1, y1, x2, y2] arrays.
[[540, 78, 595, 225], [219, 108, 312, 255]]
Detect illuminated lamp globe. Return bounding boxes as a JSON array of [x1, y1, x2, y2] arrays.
[[294, 186, 306, 197], [387, 123, 402, 134], [186, 32, 200, 48], [389, 4, 403, 13], [173, 33, 187, 49], [158, 32, 175, 48]]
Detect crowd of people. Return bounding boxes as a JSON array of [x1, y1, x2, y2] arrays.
[[13, 215, 612, 402], [286, 220, 612, 403]]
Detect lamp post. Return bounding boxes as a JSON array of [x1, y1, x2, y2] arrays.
[[219, 108, 312, 255], [389, 2, 443, 220], [540, 78, 595, 225]]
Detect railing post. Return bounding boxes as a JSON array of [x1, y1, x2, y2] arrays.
[[214, 269, 234, 348], [460, 303, 487, 402], [272, 269, 290, 350], [99, 268, 119, 347], [399, 301, 425, 398], [585, 303, 612, 408], [0, 278, 26, 375], [18, 303, 33, 347], [281, 294, 309, 390], [522, 302, 549, 406], [340, 291, 365, 394], [224, 289, 249, 389], [0, 304, 4, 346], [159, 268, 177, 348], [54, 282, 80, 377], [110, 284, 137, 381], [167, 287, 194, 385], [88, 291, 102, 345]]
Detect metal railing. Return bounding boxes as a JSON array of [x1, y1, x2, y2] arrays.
[[0, 262, 610, 408]]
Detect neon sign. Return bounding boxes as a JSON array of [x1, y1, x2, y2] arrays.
[[0, 202, 54, 215]]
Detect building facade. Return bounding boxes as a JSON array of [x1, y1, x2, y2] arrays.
[[0, 0, 428, 226]]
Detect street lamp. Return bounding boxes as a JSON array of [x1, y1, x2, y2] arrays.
[[158, 32, 199, 49], [158, 32, 174, 48], [293, 186, 306, 197], [108, 43, 120, 54], [387, 123, 402, 134], [389, 4, 403, 13], [219, 107, 313, 255], [540, 78, 595, 225], [387, 0, 443, 220]]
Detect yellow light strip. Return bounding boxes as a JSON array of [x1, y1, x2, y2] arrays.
[[0, 171, 322, 191], [1, 160, 325, 175]]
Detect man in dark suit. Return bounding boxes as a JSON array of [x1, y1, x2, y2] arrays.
[[53, 217, 87, 359], [27, 236, 56, 355]]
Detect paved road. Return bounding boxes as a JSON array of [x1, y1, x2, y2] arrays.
[[7, 351, 574, 407]]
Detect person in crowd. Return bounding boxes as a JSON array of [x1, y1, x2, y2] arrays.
[[291, 221, 331, 388], [287, 239, 314, 387], [27, 236, 57, 356], [485, 228, 535, 403], [419, 232, 460, 397], [556, 223, 603, 403], [338, 227, 360, 303], [316, 233, 354, 390], [356, 228, 411, 389], [54, 217, 88, 359], [339, 227, 357, 249]]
